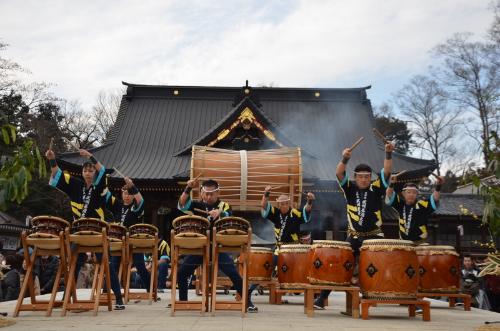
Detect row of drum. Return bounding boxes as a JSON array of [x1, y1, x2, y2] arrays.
[[244, 239, 460, 299]]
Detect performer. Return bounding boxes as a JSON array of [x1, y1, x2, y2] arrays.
[[177, 179, 245, 307], [314, 141, 394, 309], [105, 177, 151, 294], [385, 175, 444, 244], [247, 187, 315, 312], [45, 148, 125, 309]]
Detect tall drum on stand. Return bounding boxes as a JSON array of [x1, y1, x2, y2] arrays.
[[359, 239, 419, 300]]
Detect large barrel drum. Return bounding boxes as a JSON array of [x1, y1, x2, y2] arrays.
[[277, 244, 311, 289], [416, 245, 460, 293], [359, 239, 419, 300], [239, 247, 274, 281], [191, 145, 302, 211], [308, 240, 354, 286]]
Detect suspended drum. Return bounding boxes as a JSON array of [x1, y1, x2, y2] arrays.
[[359, 239, 419, 300], [27, 216, 70, 250], [416, 245, 460, 293], [108, 223, 127, 252], [172, 215, 210, 249], [308, 240, 354, 286], [190, 145, 302, 211], [239, 246, 274, 281], [129, 223, 158, 248], [213, 217, 250, 247], [277, 244, 311, 289], [70, 218, 109, 247]]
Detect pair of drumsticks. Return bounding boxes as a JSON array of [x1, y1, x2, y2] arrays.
[[346, 128, 390, 153]]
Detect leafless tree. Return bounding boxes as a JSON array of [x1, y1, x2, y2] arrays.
[[395, 75, 463, 175], [59, 99, 100, 149], [92, 88, 123, 143], [431, 32, 499, 165], [0, 42, 24, 94]]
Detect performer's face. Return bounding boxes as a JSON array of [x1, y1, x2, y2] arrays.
[[354, 172, 371, 189], [402, 188, 418, 204], [463, 257, 473, 269], [278, 201, 290, 214], [201, 185, 219, 205], [122, 189, 133, 205], [82, 165, 96, 185]]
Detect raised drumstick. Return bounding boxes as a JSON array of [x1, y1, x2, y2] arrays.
[[395, 170, 407, 177], [372, 128, 389, 144], [113, 167, 126, 178], [193, 172, 204, 180], [349, 137, 365, 151], [429, 172, 439, 179]]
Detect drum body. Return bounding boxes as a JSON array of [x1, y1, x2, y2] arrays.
[[172, 215, 210, 249], [277, 244, 311, 289], [214, 217, 250, 246], [309, 240, 354, 286], [31, 216, 70, 237], [191, 145, 302, 211], [108, 223, 127, 241], [416, 245, 460, 293], [359, 239, 419, 300], [129, 223, 158, 248], [27, 216, 70, 250], [240, 247, 274, 281], [129, 223, 158, 239], [70, 218, 109, 247], [108, 223, 127, 252]]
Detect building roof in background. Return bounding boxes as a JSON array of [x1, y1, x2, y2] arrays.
[[59, 82, 436, 182]]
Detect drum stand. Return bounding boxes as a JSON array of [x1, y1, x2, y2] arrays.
[[303, 285, 360, 318], [416, 292, 471, 311], [61, 228, 112, 316], [124, 233, 158, 304], [92, 236, 128, 302], [14, 231, 68, 317], [170, 229, 210, 316], [360, 297, 431, 321], [210, 227, 251, 316]]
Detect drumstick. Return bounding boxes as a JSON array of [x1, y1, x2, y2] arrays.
[[429, 172, 439, 179], [190, 172, 204, 182], [349, 137, 364, 151], [49, 137, 54, 151], [395, 170, 407, 178], [113, 167, 126, 178], [193, 208, 210, 215], [270, 185, 282, 190], [372, 128, 389, 144]]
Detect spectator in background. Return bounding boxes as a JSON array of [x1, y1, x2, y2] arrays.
[[462, 255, 491, 310], [1, 254, 21, 301], [35, 256, 60, 295]]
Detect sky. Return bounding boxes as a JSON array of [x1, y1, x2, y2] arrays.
[[0, 0, 495, 110]]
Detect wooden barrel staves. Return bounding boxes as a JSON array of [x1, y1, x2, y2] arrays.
[[190, 145, 302, 211]]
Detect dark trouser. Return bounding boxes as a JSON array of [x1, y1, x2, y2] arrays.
[[177, 253, 243, 301], [111, 254, 151, 290], [318, 236, 380, 301], [248, 254, 278, 304], [158, 259, 169, 289]]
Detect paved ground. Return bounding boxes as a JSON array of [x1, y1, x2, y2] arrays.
[[0, 290, 499, 331]]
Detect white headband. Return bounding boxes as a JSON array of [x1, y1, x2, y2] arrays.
[[276, 196, 290, 202], [354, 171, 372, 175], [201, 186, 220, 193], [402, 187, 419, 193]]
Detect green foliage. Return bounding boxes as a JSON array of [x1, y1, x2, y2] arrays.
[[0, 125, 46, 210]]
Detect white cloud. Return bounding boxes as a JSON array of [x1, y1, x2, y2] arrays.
[[0, 0, 494, 108]]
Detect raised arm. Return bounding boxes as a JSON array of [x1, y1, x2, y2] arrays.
[[124, 177, 143, 205], [383, 142, 395, 181], [179, 178, 198, 208], [433, 176, 444, 202], [304, 192, 315, 214], [79, 149, 102, 172], [45, 149, 60, 178], [385, 174, 397, 205], [261, 185, 272, 210], [336, 148, 352, 182]]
